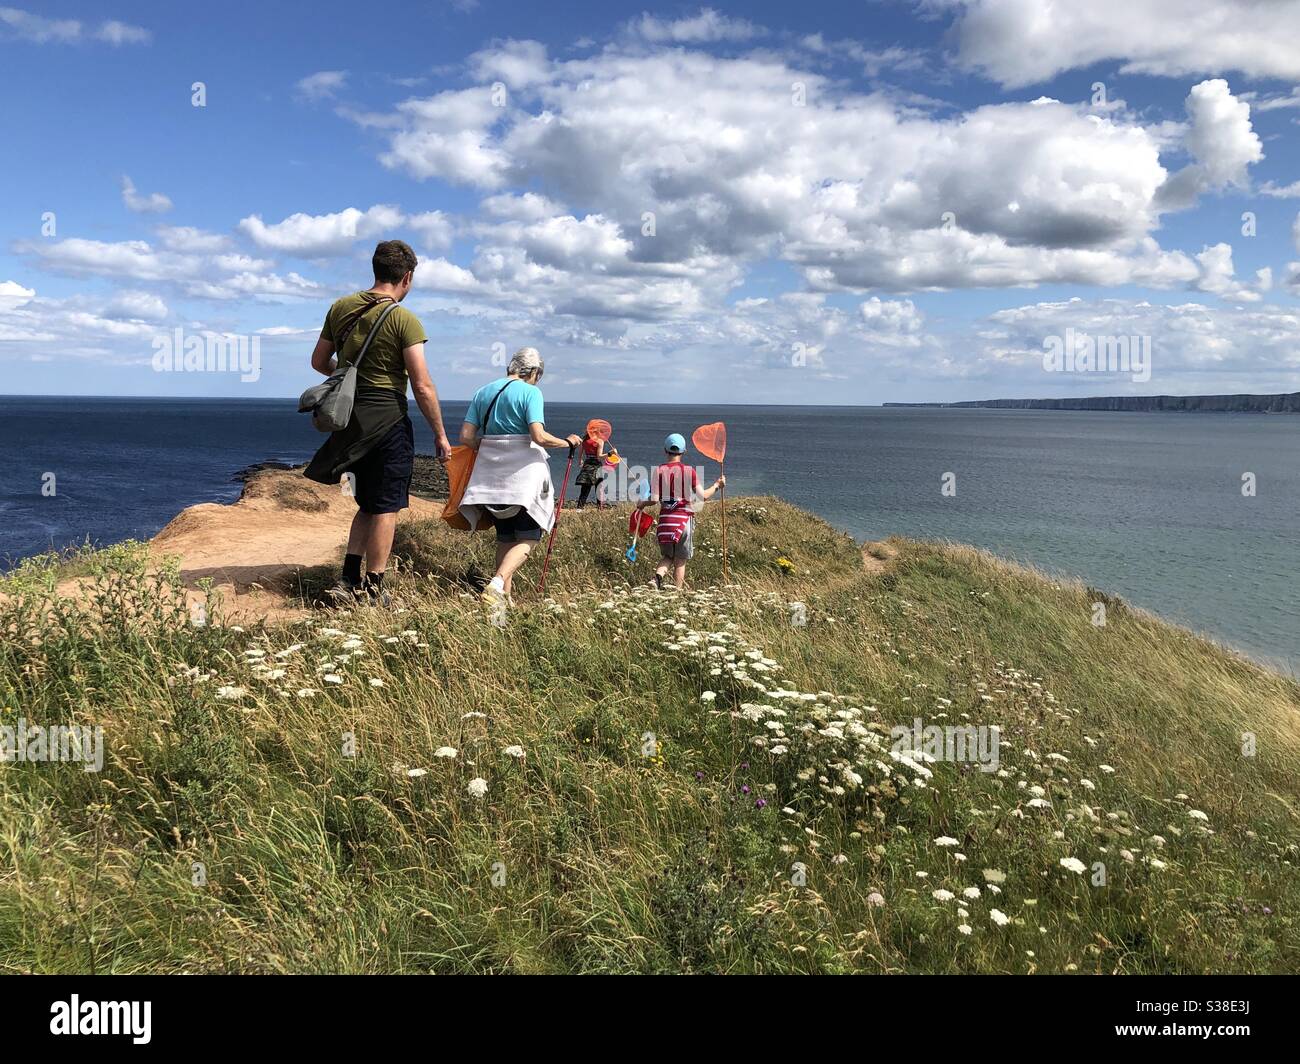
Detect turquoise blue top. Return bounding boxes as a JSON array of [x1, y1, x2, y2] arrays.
[[464, 377, 545, 436]]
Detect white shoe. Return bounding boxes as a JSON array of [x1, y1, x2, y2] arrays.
[[480, 576, 507, 607]]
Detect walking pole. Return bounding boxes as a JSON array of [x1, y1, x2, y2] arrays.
[[537, 442, 576, 596], [720, 459, 728, 583], [690, 422, 729, 584]]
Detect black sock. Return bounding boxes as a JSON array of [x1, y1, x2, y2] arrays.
[[343, 554, 363, 585], [365, 571, 384, 590]]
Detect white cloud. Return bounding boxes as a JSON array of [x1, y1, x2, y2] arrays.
[[350, 40, 1282, 347], [975, 296, 1300, 393], [1251, 87, 1300, 112], [254, 325, 318, 337], [0, 7, 78, 42], [798, 35, 928, 79], [413, 257, 481, 293], [479, 192, 564, 221], [20, 236, 322, 301], [235, 203, 455, 260], [0, 288, 170, 353], [1192, 243, 1269, 302], [0, 280, 36, 310], [628, 8, 764, 44], [374, 88, 511, 186], [102, 290, 168, 321], [1181, 80, 1263, 188], [295, 70, 348, 101], [238, 204, 403, 257], [121, 175, 172, 214], [155, 225, 232, 253], [941, 0, 1300, 86], [406, 210, 454, 250], [0, 8, 150, 45], [861, 296, 924, 334], [1260, 179, 1300, 199], [13, 14, 1296, 400], [469, 39, 549, 89], [1158, 80, 1263, 208], [181, 271, 324, 301], [28, 238, 182, 282], [96, 19, 150, 46], [370, 47, 1213, 296]]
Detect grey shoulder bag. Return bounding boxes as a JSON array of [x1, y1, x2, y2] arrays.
[[298, 298, 400, 433]]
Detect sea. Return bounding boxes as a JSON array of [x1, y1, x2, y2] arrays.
[[3, 396, 1297, 674]]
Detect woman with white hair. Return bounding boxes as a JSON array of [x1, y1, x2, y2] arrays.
[[458, 348, 582, 607]]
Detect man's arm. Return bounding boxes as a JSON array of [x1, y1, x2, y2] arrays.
[[310, 336, 336, 376], [403, 344, 452, 459]]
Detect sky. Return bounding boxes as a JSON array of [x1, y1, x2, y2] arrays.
[[2, 0, 1300, 404]]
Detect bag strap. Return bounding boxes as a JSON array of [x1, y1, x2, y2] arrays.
[[346, 299, 400, 374], [478, 379, 516, 435], [333, 292, 392, 346]]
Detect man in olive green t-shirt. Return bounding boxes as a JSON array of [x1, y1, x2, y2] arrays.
[[308, 240, 452, 605]]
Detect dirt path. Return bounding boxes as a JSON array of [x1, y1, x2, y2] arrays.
[[85, 470, 441, 624], [861, 541, 898, 574]]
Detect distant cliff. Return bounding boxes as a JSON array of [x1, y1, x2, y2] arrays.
[[885, 393, 1300, 413]]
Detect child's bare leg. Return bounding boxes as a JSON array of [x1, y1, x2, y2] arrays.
[[673, 561, 687, 589]]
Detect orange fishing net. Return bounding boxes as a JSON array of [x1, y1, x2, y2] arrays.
[[586, 419, 613, 441], [692, 422, 727, 463]]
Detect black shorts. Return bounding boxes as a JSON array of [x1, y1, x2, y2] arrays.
[[351, 417, 414, 515], [490, 508, 544, 543]]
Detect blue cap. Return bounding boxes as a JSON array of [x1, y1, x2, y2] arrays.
[[664, 433, 686, 454]]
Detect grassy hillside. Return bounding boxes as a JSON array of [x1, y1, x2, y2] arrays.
[[1, 496, 1297, 973]]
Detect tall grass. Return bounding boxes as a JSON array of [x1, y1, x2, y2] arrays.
[[1, 497, 1296, 972]]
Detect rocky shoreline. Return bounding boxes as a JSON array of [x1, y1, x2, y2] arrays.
[[232, 455, 450, 499]]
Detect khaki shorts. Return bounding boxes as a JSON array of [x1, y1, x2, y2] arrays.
[[659, 521, 694, 562]]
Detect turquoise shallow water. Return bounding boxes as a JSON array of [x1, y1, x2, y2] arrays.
[[3, 397, 1296, 673]]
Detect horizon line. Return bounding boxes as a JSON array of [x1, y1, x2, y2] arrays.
[[3, 389, 1297, 407]]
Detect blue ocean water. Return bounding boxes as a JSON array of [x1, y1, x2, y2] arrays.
[[2, 396, 1296, 673]]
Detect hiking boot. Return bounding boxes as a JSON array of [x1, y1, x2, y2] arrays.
[[364, 584, 392, 608], [321, 580, 363, 608]]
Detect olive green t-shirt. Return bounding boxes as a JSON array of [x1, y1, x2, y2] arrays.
[[321, 292, 427, 393]]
